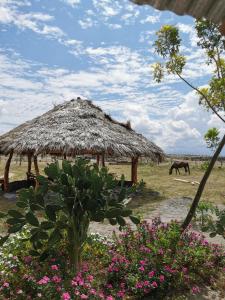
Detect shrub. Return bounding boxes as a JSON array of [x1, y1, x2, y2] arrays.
[[0, 159, 140, 274], [0, 219, 224, 299]]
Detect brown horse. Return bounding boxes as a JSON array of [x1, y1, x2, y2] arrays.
[[169, 161, 190, 175]]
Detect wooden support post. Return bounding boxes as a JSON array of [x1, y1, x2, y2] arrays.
[[131, 156, 138, 184], [101, 154, 105, 167], [219, 20, 225, 36], [27, 153, 32, 179], [4, 151, 13, 192], [34, 155, 40, 189], [96, 155, 100, 166]]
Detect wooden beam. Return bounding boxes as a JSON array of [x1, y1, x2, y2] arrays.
[[27, 153, 32, 179], [101, 154, 105, 167], [33, 155, 40, 189], [219, 20, 225, 36], [34, 155, 40, 176], [4, 151, 13, 192], [131, 156, 138, 184], [96, 154, 100, 166]]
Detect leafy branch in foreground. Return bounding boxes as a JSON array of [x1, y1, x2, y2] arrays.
[[152, 20, 225, 230], [0, 158, 139, 273]]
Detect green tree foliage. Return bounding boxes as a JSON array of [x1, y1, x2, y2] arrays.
[[152, 20, 225, 230], [0, 159, 139, 273], [153, 20, 225, 123], [204, 127, 220, 152]]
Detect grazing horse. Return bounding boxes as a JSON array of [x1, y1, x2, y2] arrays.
[[169, 161, 190, 175]]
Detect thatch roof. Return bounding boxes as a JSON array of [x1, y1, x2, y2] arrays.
[[0, 98, 164, 160], [133, 0, 225, 30]]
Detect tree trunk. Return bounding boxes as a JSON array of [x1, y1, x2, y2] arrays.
[[182, 134, 225, 230]]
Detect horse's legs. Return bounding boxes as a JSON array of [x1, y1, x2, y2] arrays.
[[177, 168, 180, 175]]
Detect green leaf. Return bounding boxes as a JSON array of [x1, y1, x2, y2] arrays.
[[60, 173, 68, 185], [6, 218, 25, 225], [38, 231, 49, 240], [109, 218, 117, 225], [48, 228, 62, 246], [91, 211, 105, 222], [129, 215, 140, 225], [0, 235, 9, 246], [45, 206, 56, 222], [105, 208, 123, 218], [39, 250, 50, 261], [116, 216, 126, 227], [62, 160, 72, 175], [29, 250, 40, 256], [26, 211, 39, 227], [8, 223, 24, 233], [0, 211, 6, 218], [41, 221, 55, 230], [8, 210, 24, 219], [16, 201, 27, 208], [36, 175, 48, 185], [30, 204, 44, 211], [121, 209, 132, 217], [209, 232, 217, 238], [44, 162, 59, 180]]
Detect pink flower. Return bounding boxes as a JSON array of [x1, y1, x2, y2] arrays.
[[52, 276, 61, 283], [148, 271, 155, 278], [3, 282, 9, 288], [106, 296, 114, 300], [192, 286, 200, 294], [38, 276, 50, 285], [151, 281, 158, 288], [139, 266, 145, 272], [87, 274, 94, 282], [80, 294, 88, 299], [159, 275, 165, 282], [117, 291, 125, 298], [62, 292, 71, 300], [24, 256, 32, 264], [90, 289, 97, 295], [51, 265, 59, 271]]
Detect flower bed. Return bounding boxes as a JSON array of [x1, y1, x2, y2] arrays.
[[0, 220, 224, 299]]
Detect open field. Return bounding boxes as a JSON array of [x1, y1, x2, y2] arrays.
[[0, 158, 225, 214]]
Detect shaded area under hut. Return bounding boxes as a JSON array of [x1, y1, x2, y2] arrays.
[[0, 98, 164, 192]]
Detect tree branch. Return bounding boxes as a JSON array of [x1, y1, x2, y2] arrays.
[[176, 72, 225, 123]]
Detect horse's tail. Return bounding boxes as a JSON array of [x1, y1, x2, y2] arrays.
[[169, 165, 173, 175]]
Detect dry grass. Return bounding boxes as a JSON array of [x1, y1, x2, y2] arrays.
[[0, 157, 224, 228]]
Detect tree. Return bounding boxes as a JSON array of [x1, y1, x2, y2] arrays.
[[0, 159, 139, 273], [153, 20, 225, 230], [204, 127, 220, 152]]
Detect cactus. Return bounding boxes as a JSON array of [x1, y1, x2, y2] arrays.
[[0, 158, 139, 273]]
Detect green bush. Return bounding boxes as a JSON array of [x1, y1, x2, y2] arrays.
[[0, 159, 139, 273]]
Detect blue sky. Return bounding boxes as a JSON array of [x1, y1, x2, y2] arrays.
[[0, 0, 224, 154]]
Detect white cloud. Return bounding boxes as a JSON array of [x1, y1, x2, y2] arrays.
[[140, 14, 160, 24], [62, 0, 80, 7], [0, 1, 65, 40], [78, 18, 97, 29]]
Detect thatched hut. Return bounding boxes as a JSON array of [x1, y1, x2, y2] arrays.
[[132, 0, 225, 35], [0, 98, 164, 191]]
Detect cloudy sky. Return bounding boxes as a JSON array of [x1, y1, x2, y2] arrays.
[[0, 0, 224, 155]]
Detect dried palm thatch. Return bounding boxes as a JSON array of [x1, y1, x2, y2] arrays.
[[0, 98, 164, 160], [132, 0, 225, 34]]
